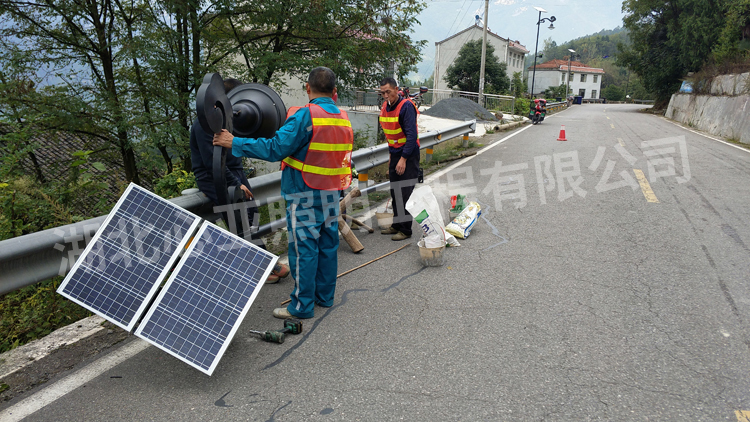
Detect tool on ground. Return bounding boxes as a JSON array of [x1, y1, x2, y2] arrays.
[[247, 328, 286, 344], [279, 319, 303, 335], [247, 319, 303, 343], [341, 214, 374, 233], [278, 244, 411, 307], [339, 187, 365, 253], [337, 243, 411, 278]]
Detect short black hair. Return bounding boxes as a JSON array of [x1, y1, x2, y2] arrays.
[[307, 67, 336, 94], [223, 78, 243, 94], [380, 77, 398, 88]]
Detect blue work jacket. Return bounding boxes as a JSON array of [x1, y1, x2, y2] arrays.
[[231, 97, 343, 204]]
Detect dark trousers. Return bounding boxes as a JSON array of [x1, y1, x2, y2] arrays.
[[389, 152, 420, 236]]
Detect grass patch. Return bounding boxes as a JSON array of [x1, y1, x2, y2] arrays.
[[0, 278, 91, 353]]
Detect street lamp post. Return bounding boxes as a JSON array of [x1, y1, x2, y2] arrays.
[[566, 48, 579, 98], [530, 6, 555, 99]]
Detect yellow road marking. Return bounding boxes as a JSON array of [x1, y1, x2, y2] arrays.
[[736, 410, 750, 422], [607, 116, 610, 119], [633, 169, 659, 203], [618, 138, 625, 147], [610, 123, 615, 129]]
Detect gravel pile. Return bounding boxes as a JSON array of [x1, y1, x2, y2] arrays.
[[422, 97, 498, 121]]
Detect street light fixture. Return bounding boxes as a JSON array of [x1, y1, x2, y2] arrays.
[[530, 6, 556, 99]]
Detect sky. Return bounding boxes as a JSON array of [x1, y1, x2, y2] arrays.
[[410, 0, 628, 81]]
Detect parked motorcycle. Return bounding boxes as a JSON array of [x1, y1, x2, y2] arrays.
[[529, 98, 547, 124], [403, 86, 428, 109]]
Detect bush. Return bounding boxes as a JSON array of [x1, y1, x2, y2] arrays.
[[602, 85, 625, 101], [514, 98, 530, 116], [0, 277, 92, 353], [153, 168, 197, 199]]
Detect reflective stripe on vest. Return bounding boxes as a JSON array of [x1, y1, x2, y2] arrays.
[[379, 98, 419, 148], [280, 103, 353, 190]]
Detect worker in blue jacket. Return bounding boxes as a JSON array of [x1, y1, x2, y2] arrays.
[[213, 67, 353, 320], [190, 78, 289, 284]]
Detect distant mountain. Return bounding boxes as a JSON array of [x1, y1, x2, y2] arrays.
[[525, 26, 630, 69], [524, 26, 652, 99]]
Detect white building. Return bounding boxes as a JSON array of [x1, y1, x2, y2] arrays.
[[527, 59, 605, 99], [434, 24, 529, 91]]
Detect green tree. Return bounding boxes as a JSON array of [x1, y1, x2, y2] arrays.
[[544, 84, 568, 99], [602, 85, 625, 101], [0, 0, 427, 189], [444, 39, 510, 93], [0, 1, 143, 183], [617, 0, 728, 104], [511, 71, 528, 98], [713, 0, 750, 66]]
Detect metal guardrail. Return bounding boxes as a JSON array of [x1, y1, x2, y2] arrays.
[[341, 89, 516, 115], [0, 119, 477, 295], [546, 101, 566, 113]]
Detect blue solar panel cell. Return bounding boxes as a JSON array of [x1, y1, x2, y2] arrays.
[[57, 184, 201, 331], [135, 222, 277, 375]]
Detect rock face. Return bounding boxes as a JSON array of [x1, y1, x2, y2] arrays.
[[422, 97, 498, 121], [666, 73, 750, 145]]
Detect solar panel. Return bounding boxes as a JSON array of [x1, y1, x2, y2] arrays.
[[135, 221, 277, 375], [57, 183, 201, 331]]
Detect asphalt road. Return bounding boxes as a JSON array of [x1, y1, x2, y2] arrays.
[[3, 104, 750, 421]]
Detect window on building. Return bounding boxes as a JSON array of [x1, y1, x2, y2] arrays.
[[579, 89, 586, 97], [562, 73, 565, 82], [580, 74, 587, 82], [593, 75, 598, 83], [592, 90, 597, 98]]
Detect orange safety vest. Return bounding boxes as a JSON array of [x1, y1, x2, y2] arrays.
[[379, 98, 419, 148], [281, 104, 353, 191]]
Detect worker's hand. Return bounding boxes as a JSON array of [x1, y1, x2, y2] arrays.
[[240, 184, 253, 200], [396, 157, 407, 176], [213, 129, 234, 148]]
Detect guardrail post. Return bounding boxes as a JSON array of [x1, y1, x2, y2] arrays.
[[358, 171, 369, 190], [425, 148, 433, 162], [462, 134, 469, 148]]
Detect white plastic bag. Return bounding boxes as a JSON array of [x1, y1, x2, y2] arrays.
[[446, 201, 481, 239], [405, 185, 460, 247]]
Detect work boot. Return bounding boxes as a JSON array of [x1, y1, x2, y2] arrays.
[[265, 273, 281, 284], [272, 307, 300, 319], [391, 231, 411, 241], [381, 226, 398, 235], [273, 263, 290, 278]]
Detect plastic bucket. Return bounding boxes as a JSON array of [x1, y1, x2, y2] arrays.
[[376, 212, 393, 230], [418, 239, 445, 267]]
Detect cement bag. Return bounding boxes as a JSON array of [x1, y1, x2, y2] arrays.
[[406, 185, 460, 247], [446, 201, 481, 239]]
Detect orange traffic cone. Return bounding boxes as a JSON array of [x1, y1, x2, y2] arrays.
[[557, 125, 567, 141]]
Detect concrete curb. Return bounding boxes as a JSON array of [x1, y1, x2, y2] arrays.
[[0, 315, 107, 380]]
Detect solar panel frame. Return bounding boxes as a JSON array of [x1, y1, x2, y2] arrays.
[[134, 221, 277, 376], [57, 183, 201, 331]]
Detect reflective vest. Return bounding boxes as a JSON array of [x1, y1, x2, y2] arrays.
[[379, 98, 419, 148], [281, 104, 353, 191]]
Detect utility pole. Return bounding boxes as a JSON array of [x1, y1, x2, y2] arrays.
[[478, 0, 489, 107]]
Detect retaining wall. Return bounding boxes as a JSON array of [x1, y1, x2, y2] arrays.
[[665, 73, 750, 144]]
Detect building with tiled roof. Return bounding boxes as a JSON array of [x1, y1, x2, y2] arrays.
[[434, 24, 529, 91], [527, 59, 605, 98]]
